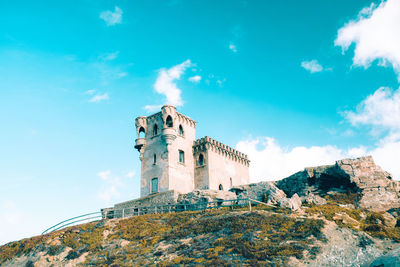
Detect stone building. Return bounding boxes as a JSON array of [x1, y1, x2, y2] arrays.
[[134, 105, 250, 198]]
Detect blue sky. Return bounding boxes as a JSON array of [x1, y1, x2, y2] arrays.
[[1, 0, 400, 245]]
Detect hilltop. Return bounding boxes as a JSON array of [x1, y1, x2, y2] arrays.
[[2, 156, 400, 266]]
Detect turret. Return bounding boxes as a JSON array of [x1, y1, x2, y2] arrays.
[[134, 116, 147, 159], [161, 105, 177, 149]]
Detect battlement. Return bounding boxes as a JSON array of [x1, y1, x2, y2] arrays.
[[193, 136, 250, 166], [137, 110, 196, 128]]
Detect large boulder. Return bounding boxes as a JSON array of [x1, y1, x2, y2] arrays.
[[230, 181, 287, 205], [279, 193, 302, 211], [276, 156, 400, 212], [177, 189, 237, 205]]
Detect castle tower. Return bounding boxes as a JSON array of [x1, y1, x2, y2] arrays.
[[134, 105, 197, 197], [193, 137, 250, 191]]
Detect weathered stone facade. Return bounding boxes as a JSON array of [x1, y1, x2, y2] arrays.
[[134, 105, 250, 198]]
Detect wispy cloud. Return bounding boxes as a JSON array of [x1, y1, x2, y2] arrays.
[[85, 89, 96, 95], [228, 25, 243, 53], [99, 51, 119, 61], [144, 60, 193, 110], [100, 6, 123, 26], [216, 78, 226, 87], [126, 170, 135, 178], [97, 170, 122, 202], [301, 60, 326, 73], [89, 93, 109, 103], [229, 42, 238, 53], [335, 0, 400, 80], [144, 105, 162, 112], [188, 75, 201, 83], [344, 87, 400, 142]]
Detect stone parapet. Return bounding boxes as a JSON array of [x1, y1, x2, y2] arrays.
[[193, 136, 250, 166]]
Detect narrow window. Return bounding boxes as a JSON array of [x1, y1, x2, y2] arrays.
[[139, 127, 145, 138], [230, 177, 233, 188], [179, 125, 184, 136], [198, 154, 204, 166], [166, 115, 173, 127], [179, 150, 185, 163], [219, 184, 223, 191], [153, 154, 157, 164], [151, 178, 159, 193], [153, 124, 158, 136]]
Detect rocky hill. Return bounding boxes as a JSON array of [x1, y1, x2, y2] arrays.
[[2, 156, 400, 266]]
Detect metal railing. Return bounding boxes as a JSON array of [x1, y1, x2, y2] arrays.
[[111, 198, 251, 219], [42, 212, 102, 234], [42, 198, 277, 234]]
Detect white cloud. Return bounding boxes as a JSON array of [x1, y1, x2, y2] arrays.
[[97, 170, 122, 202], [340, 86, 400, 179], [89, 93, 109, 103], [229, 43, 238, 53], [100, 6, 123, 26], [216, 78, 226, 87], [126, 171, 135, 178], [344, 87, 400, 141], [335, 0, 400, 79], [301, 60, 325, 73], [99, 51, 119, 61], [147, 59, 193, 109], [85, 89, 96, 95], [144, 104, 162, 112], [0, 201, 26, 245], [188, 75, 201, 83], [117, 72, 127, 78], [236, 136, 400, 182], [236, 137, 345, 181], [371, 141, 400, 179], [98, 170, 111, 180]]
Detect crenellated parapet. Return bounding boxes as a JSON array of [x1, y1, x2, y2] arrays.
[[137, 108, 196, 131], [176, 112, 197, 128], [193, 136, 250, 166]]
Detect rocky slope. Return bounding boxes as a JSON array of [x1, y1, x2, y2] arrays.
[[2, 156, 400, 266]]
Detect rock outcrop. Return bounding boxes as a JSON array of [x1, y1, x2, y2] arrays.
[[276, 156, 400, 212], [177, 189, 237, 205], [229, 181, 286, 204], [229, 181, 305, 211]]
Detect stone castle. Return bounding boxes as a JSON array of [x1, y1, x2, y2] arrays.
[[134, 105, 250, 197]]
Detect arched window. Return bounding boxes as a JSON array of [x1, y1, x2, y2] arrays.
[[153, 124, 158, 136], [179, 125, 184, 136], [139, 127, 145, 138], [198, 154, 204, 166], [166, 115, 173, 128], [153, 154, 157, 164], [218, 184, 223, 191]]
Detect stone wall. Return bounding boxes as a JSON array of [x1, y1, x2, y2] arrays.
[[112, 190, 178, 218], [193, 136, 250, 191]]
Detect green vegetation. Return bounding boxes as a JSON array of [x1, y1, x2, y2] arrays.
[[2, 194, 400, 266], [324, 191, 360, 205], [306, 193, 400, 242], [0, 207, 326, 266], [306, 204, 361, 221]]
